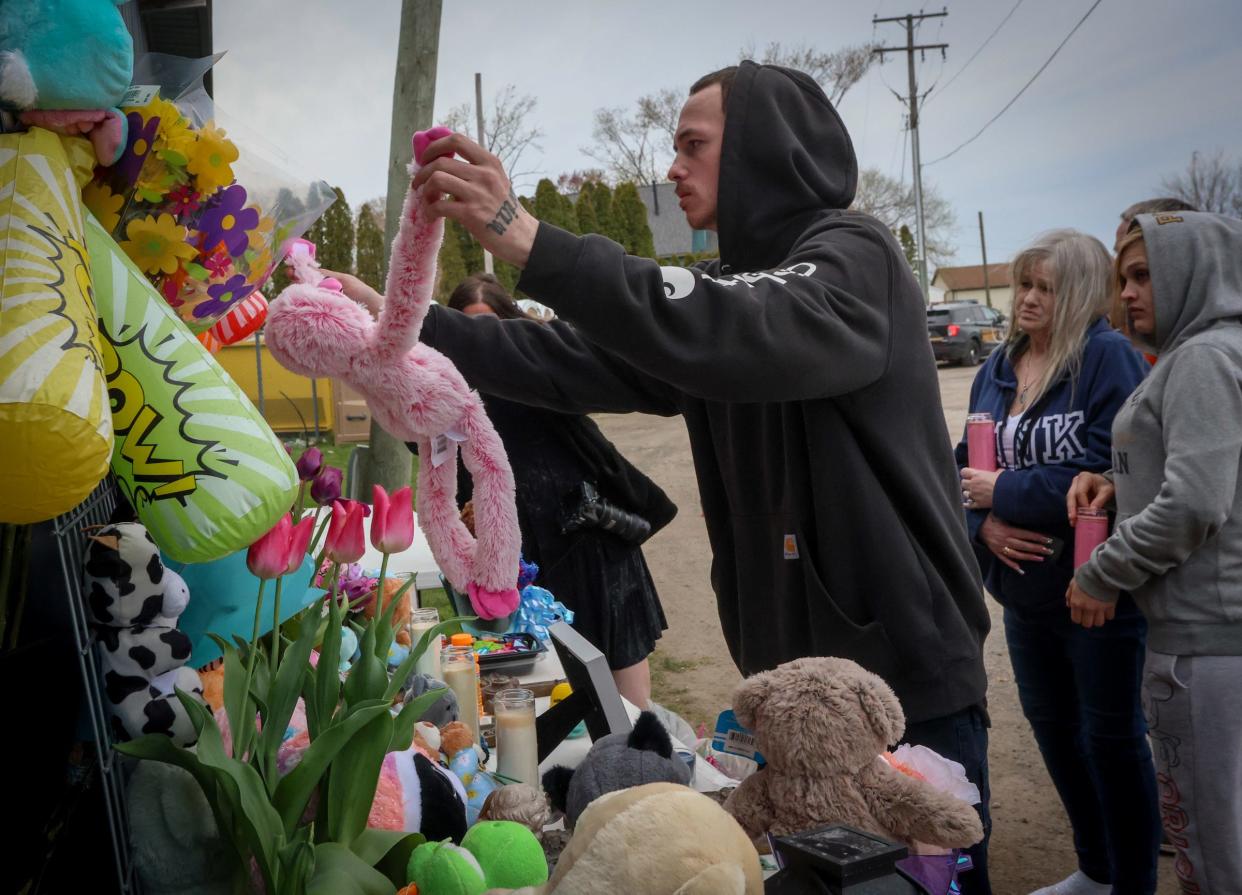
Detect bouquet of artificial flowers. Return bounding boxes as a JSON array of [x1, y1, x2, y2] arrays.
[[84, 72, 332, 334]]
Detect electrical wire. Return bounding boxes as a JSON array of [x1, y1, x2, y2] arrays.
[[926, 0, 1104, 165], [926, 0, 1026, 106]]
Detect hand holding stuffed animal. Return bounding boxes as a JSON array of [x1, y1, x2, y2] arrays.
[[265, 127, 520, 620], [722, 656, 983, 851]]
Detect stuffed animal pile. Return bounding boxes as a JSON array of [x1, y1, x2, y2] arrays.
[[83, 522, 205, 745]]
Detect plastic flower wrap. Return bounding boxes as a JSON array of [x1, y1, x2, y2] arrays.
[[83, 56, 334, 335]]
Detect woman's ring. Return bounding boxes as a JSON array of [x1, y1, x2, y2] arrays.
[[1003, 545, 1011, 555]]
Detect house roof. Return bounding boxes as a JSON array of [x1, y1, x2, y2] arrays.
[[932, 262, 1011, 291]]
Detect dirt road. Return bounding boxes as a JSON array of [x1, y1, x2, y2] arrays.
[[596, 363, 1178, 894]]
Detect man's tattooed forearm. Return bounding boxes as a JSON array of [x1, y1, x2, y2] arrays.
[[485, 189, 521, 235]]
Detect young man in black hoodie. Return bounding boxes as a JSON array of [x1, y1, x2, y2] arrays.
[[400, 62, 993, 888]]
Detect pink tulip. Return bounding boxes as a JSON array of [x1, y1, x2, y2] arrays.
[[325, 500, 366, 564], [286, 515, 316, 575], [248, 515, 293, 580], [371, 485, 414, 554]]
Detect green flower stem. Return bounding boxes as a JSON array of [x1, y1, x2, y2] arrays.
[[239, 577, 267, 761], [309, 509, 331, 566], [375, 552, 390, 619], [270, 576, 285, 675]]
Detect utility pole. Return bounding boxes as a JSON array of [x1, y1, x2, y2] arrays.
[[359, 0, 443, 497], [476, 72, 494, 274], [874, 9, 947, 304], [978, 210, 992, 308]]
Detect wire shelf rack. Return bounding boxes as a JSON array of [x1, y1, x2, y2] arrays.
[[51, 476, 140, 895]]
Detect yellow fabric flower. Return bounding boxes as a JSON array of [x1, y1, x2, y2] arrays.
[[120, 213, 197, 276], [188, 122, 239, 194], [83, 181, 125, 234]]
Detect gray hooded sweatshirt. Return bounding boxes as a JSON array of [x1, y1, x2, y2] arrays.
[[1076, 212, 1242, 655]]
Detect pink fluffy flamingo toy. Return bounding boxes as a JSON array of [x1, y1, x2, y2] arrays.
[[264, 127, 520, 619]]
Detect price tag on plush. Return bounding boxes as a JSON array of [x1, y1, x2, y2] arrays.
[[84, 210, 298, 562], [0, 129, 113, 523]]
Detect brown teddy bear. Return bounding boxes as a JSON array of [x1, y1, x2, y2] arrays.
[[723, 656, 983, 851]]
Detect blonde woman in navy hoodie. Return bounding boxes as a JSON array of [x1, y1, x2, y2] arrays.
[[956, 230, 1156, 895], [1069, 213, 1242, 893]]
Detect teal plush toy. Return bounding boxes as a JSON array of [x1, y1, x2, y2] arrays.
[[0, 0, 133, 162], [406, 821, 548, 895]]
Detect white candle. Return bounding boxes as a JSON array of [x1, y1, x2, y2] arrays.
[[442, 645, 479, 741], [409, 607, 441, 680], [495, 688, 539, 787]]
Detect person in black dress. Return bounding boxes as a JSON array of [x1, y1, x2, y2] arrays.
[[448, 274, 675, 707]]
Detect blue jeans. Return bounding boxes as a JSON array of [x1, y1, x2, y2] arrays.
[[904, 704, 992, 895], [1004, 596, 1161, 893]]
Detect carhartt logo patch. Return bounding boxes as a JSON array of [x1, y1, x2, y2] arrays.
[[783, 534, 799, 559], [1154, 214, 1184, 225]]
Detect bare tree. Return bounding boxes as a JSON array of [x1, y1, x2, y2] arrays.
[[1160, 150, 1242, 216], [556, 169, 607, 193], [852, 167, 956, 266], [443, 83, 544, 190], [583, 105, 668, 185], [741, 41, 880, 106]]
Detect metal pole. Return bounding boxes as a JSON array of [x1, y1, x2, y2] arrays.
[[978, 210, 992, 308], [310, 377, 321, 440], [254, 330, 265, 417], [906, 15, 930, 304], [476, 71, 494, 275]]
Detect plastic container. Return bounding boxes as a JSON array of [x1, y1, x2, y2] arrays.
[[965, 412, 997, 471], [1074, 507, 1110, 568]]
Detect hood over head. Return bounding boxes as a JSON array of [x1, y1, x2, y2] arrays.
[[1136, 211, 1242, 353], [717, 60, 858, 271]]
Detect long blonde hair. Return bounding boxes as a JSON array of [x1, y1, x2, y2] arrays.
[[1004, 229, 1112, 406]]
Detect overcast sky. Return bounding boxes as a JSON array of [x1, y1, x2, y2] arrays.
[[212, 0, 1242, 270]]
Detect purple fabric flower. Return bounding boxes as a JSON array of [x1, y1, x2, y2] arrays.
[[197, 184, 259, 256], [115, 111, 159, 185], [192, 274, 255, 319]]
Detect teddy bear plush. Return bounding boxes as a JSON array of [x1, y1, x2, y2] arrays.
[[490, 782, 763, 895], [84, 522, 205, 746], [542, 711, 691, 830], [723, 656, 983, 851]]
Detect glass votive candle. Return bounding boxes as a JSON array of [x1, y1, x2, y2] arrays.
[[494, 688, 539, 787], [409, 606, 442, 679]]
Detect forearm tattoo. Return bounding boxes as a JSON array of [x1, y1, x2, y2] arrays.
[[485, 189, 521, 236]]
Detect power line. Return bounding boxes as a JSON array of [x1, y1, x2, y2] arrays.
[[926, 0, 1104, 166], [927, 0, 1026, 106]]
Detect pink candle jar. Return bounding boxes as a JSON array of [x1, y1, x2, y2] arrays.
[[1074, 507, 1110, 568], [966, 412, 997, 471]]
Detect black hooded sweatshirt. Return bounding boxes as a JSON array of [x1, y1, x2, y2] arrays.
[[420, 61, 989, 723]]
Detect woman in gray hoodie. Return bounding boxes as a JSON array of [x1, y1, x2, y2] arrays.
[[1067, 212, 1242, 894]]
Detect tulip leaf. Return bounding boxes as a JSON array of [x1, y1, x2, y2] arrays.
[[314, 591, 345, 730], [351, 828, 425, 887], [306, 843, 395, 895], [209, 633, 251, 761], [179, 692, 285, 889], [271, 700, 391, 835], [257, 606, 319, 790], [276, 840, 316, 895], [325, 706, 393, 846]]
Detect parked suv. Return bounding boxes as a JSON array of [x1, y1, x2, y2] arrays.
[[927, 301, 1006, 365]]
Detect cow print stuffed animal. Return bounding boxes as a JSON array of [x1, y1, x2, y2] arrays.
[[84, 522, 204, 746]]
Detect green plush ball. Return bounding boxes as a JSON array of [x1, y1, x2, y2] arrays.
[[405, 840, 487, 895], [462, 820, 550, 889]]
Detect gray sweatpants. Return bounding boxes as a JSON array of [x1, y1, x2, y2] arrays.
[[1143, 649, 1242, 894]]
